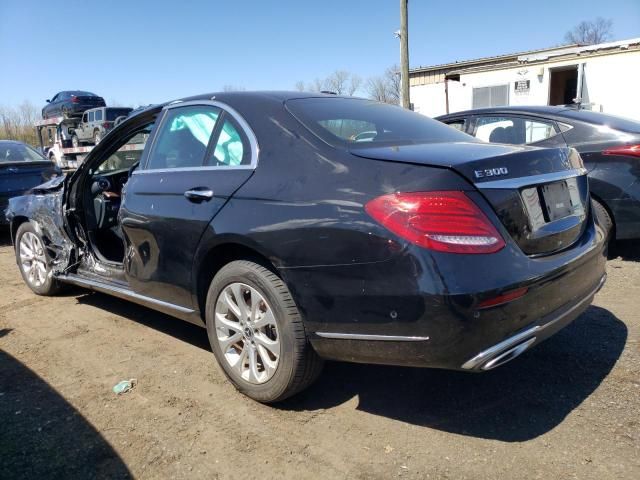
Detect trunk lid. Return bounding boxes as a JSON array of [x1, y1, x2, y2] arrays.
[[350, 142, 589, 256]]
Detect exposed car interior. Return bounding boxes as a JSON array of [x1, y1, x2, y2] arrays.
[[85, 124, 153, 264]]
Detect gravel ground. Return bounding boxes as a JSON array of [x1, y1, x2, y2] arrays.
[[0, 231, 638, 480]]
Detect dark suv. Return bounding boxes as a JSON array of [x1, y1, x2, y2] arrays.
[[8, 93, 607, 403], [42, 91, 106, 119]]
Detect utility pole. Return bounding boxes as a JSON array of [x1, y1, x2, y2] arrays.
[[400, 0, 410, 109]]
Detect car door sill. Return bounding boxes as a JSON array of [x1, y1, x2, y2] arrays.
[[57, 273, 204, 326]]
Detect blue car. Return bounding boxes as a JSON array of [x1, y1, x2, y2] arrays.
[[1, 141, 61, 225]]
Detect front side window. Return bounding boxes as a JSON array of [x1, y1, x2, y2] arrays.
[[146, 105, 220, 170], [88, 111, 95, 122], [94, 122, 155, 174], [445, 120, 466, 132], [287, 97, 472, 148]]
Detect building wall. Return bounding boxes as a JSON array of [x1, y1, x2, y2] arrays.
[[410, 50, 640, 120]]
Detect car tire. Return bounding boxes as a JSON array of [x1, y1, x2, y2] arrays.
[[71, 135, 80, 148], [205, 260, 323, 403], [93, 130, 102, 145], [14, 222, 63, 296], [592, 198, 613, 239]]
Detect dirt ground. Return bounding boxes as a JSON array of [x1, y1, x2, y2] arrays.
[[0, 231, 638, 480]]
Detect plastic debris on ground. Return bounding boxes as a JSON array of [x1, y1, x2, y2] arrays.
[[112, 378, 137, 395]]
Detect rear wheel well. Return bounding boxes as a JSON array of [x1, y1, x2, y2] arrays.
[[196, 243, 278, 320], [591, 193, 615, 239]]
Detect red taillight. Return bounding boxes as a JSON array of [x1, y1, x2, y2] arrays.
[[103, 122, 110, 128], [603, 144, 640, 157], [365, 191, 506, 254], [477, 287, 528, 309], [71, 95, 79, 103]]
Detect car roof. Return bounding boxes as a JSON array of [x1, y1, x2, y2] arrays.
[[176, 90, 360, 105], [0, 140, 27, 146], [437, 105, 576, 119]]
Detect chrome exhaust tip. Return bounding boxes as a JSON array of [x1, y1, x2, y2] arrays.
[[480, 337, 536, 371]]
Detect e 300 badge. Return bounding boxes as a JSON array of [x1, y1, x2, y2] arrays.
[[474, 167, 509, 179]]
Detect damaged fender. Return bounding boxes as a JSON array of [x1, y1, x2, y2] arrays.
[[6, 175, 75, 274]]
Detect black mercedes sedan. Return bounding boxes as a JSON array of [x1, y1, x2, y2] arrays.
[[6, 93, 607, 402], [42, 90, 106, 119], [437, 106, 640, 242], [0, 141, 61, 226]]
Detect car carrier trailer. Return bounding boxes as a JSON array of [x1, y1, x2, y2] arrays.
[[34, 116, 143, 170]]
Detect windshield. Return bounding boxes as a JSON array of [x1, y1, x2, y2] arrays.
[[0, 143, 46, 163], [286, 97, 474, 148], [106, 108, 133, 121]]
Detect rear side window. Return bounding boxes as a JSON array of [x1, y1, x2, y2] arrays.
[[145, 105, 220, 170], [209, 118, 250, 166], [286, 97, 473, 148], [94, 110, 103, 121], [474, 116, 557, 145]]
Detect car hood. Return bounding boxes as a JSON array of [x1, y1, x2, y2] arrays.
[[29, 173, 66, 193]]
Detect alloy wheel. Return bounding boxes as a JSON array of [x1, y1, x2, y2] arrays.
[[214, 282, 281, 384], [19, 232, 48, 288]]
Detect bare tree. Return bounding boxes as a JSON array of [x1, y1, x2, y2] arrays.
[[366, 65, 401, 105], [325, 70, 351, 95], [565, 17, 613, 45], [300, 71, 362, 95], [348, 75, 362, 96], [0, 102, 39, 146]]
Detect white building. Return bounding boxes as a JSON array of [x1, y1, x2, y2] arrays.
[[409, 38, 640, 120]]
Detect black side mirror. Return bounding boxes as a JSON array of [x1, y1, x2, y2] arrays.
[[46, 99, 51, 103]]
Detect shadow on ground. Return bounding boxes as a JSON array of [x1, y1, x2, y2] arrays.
[[0, 228, 12, 247], [68, 290, 627, 443], [609, 240, 639, 262], [0, 329, 132, 479], [282, 306, 627, 442], [76, 291, 211, 351]]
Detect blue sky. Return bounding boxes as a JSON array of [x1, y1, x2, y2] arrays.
[[0, 0, 638, 108]]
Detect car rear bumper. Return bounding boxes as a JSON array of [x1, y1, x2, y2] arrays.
[[284, 219, 607, 370]]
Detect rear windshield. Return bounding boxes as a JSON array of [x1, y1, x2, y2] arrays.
[[106, 108, 133, 121], [71, 91, 98, 97], [286, 97, 473, 148], [0, 143, 46, 163], [561, 109, 640, 134]]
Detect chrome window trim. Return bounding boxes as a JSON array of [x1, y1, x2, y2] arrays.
[[475, 167, 588, 189], [134, 99, 259, 175]]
